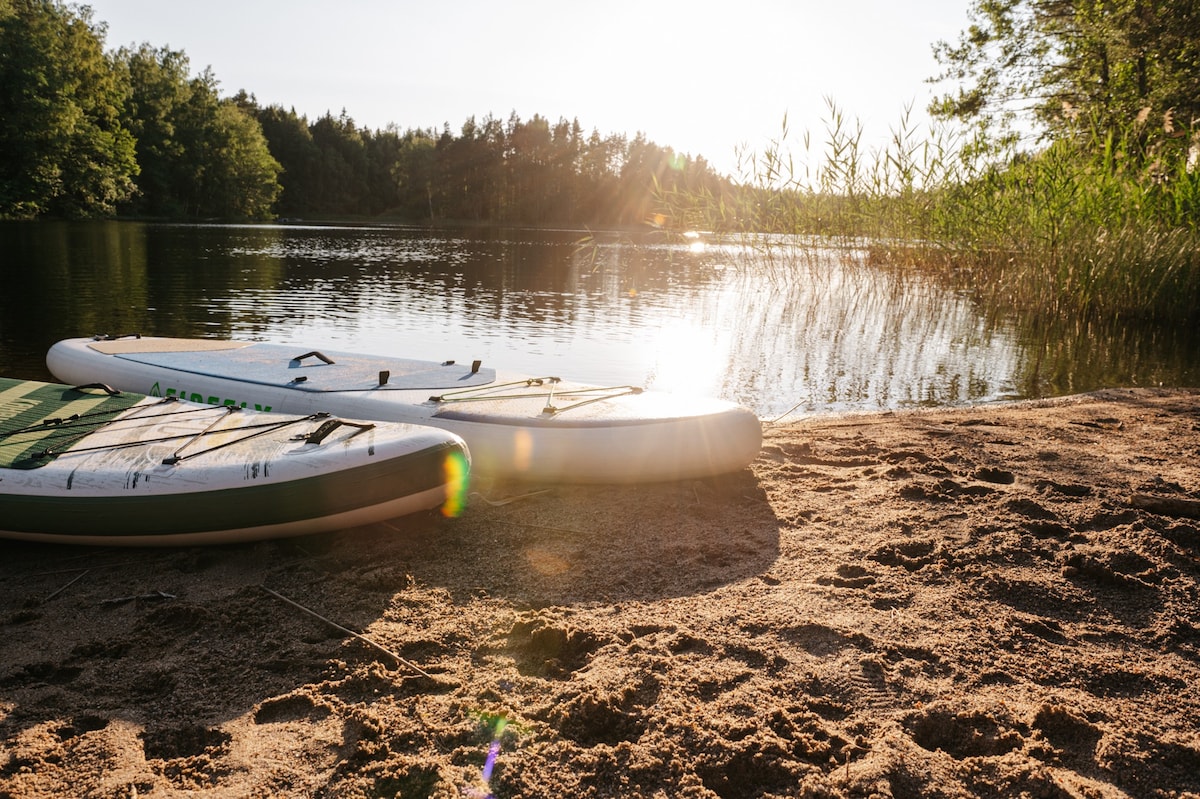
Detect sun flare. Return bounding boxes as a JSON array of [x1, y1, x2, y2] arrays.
[[645, 320, 726, 395]]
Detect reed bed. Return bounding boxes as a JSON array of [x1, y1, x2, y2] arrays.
[[661, 101, 1200, 328]]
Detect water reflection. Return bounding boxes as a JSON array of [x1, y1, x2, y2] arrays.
[[716, 259, 1026, 414], [0, 221, 1196, 419]]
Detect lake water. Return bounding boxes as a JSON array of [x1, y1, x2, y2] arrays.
[[2, 220, 1197, 420]]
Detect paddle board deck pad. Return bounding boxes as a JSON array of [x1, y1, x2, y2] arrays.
[[0, 377, 469, 545], [48, 336, 763, 482]]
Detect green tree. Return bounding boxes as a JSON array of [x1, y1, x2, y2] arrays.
[[546, 117, 582, 223], [119, 43, 194, 216], [441, 115, 502, 221], [508, 113, 554, 224], [0, 0, 137, 218], [931, 0, 1200, 148], [362, 126, 405, 215], [308, 111, 369, 215], [1047, 0, 1200, 135], [196, 99, 281, 219], [390, 128, 437, 219], [616, 134, 681, 226], [119, 46, 280, 219], [255, 104, 321, 217], [577, 129, 623, 224]]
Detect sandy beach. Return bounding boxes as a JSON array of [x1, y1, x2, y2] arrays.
[[2, 387, 1199, 798]]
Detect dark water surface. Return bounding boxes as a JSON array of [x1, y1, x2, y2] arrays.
[[2, 220, 1197, 419]]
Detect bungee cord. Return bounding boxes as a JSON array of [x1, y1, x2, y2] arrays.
[[429, 377, 644, 415], [2, 398, 364, 465]]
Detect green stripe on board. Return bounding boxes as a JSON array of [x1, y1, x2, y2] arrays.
[[0, 378, 145, 470], [0, 440, 460, 537]]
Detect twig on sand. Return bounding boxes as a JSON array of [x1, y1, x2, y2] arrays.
[[260, 585, 435, 679], [43, 569, 89, 602], [469, 488, 552, 506], [99, 590, 176, 605], [1130, 493, 1200, 519]]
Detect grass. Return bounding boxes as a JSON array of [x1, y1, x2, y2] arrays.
[[658, 99, 1200, 328]]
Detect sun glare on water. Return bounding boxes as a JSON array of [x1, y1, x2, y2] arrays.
[[643, 319, 727, 396]]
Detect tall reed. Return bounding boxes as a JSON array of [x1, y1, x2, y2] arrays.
[[658, 101, 1200, 326]]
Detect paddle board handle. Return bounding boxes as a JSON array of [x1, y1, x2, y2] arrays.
[[291, 350, 335, 365], [302, 418, 376, 444], [70, 382, 122, 396]]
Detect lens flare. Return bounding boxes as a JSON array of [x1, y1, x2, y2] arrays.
[[441, 448, 470, 517], [481, 733, 503, 782], [464, 712, 519, 799], [511, 428, 533, 474]]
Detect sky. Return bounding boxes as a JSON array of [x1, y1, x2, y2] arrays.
[[84, 0, 974, 179]]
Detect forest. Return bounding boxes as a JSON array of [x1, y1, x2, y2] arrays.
[[0, 0, 728, 225]]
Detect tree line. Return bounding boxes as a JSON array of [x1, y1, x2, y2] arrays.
[[252, 103, 727, 227], [0, 0, 728, 225]]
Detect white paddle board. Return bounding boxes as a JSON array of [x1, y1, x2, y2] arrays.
[[47, 335, 762, 482]]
